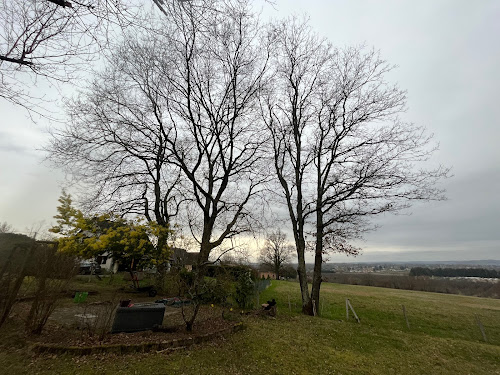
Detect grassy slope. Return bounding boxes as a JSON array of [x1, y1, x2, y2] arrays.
[[1, 281, 499, 375]]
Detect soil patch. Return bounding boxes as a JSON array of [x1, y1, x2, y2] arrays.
[[2, 299, 242, 355]]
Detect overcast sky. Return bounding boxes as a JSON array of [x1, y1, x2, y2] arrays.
[[1, 0, 499, 262]]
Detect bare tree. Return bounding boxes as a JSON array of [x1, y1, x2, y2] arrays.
[[2, 0, 90, 111], [0, 221, 13, 233], [48, 0, 272, 330], [47, 35, 183, 228], [1, 0, 274, 115], [262, 18, 449, 315], [47, 28, 184, 295], [145, 0, 272, 330], [0, 0, 150, 115], [259, 229, 293, 279]]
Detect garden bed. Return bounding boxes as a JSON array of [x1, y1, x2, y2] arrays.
[[3, 299, 243, 356]]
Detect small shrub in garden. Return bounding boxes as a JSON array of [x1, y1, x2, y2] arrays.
[[82, 300, 117, 341], [235, 272, 254, 309]]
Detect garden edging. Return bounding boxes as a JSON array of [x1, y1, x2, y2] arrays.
[[32, 322, 244, 355]]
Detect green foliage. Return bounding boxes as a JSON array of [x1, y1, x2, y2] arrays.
[[178, 268, 195, 289], [205, 264, 257, 281], [49, 190, 82, 236], [171, 269, 232, 306], [198, 276, 233, 305], [234, 271, 254, 309], [51, 191, 173, 270], [280, 265, 297, 279]]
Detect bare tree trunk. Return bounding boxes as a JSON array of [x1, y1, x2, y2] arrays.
[[185, 302, 201, 332], [311, 227, 323, 315], [182, 238, 211, 331], [296, 238, 312, 315], [311, 166, 324, 314]]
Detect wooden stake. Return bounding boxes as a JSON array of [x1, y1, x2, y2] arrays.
[[312, 300, 317, 316], [346, 298, 349, 320], [402, 305, 410, 329], [475, 314, 488, 342], [288, 295, 291, 312]]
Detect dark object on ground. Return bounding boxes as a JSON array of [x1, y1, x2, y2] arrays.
[[136, 286, 157, 297], [260, 298, 277, 317], [119, 299, 131, 307], [262, 299, 276, 310], [111, 303, 165, 333], [155, 297, 192, 307], [128, 271, 157, 297]]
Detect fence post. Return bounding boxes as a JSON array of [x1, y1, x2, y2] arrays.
[[346, 299, 360, 323], [402, 305, 410, 329], [475, 314, 488, 342]]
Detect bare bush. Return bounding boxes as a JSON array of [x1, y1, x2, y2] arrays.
[[25, 242, 77, 335], [81, 300, 117, 341], [0, 234, 36, 329]]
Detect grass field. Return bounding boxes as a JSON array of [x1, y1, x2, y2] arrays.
[[1, 280, 499, 375]]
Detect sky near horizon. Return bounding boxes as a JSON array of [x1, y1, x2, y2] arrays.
[[0, 0, 499, 262]]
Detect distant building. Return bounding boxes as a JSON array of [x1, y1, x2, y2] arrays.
[[258, 271, 276, 279], [169, 248, 199, 271], [96, 253, 118, 273]]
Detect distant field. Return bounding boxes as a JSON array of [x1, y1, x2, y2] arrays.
[[324, 272, 500, 299], [1, 280, 499, 374]]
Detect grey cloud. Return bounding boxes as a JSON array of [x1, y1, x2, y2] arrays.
[[0, 131, 31, 155], [360, 167, 500, 258]]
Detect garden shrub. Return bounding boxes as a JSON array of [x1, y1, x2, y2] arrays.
[[234, 272, 254, 309]]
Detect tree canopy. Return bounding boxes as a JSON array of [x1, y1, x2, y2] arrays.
[[46, 2, 449, 318], [262, 18, 449, 314], [50, 192, 172, 270]]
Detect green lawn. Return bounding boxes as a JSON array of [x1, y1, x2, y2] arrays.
[[1, 280, 499, 375]]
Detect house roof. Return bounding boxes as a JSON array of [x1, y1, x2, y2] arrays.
[[170, 247, 199, 265]]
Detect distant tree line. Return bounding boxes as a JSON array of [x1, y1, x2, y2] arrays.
[[409, 267, 500, 279], [323, 272, 500, 299]]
